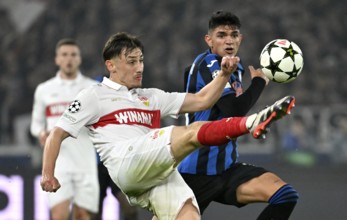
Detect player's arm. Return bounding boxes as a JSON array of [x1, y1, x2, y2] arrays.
[[217, 66, 269, 117], [179, 56, 239, 113], [30, 85, 49, 147], [41, 127, 70, 192], [40, 87, 98, 192]]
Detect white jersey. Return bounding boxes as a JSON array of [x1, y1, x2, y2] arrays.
[[31, 72, 97, 173], [56, 77, 197, 218], [56, 77, 186, 163]]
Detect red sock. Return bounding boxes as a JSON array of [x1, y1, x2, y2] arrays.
[[197, 117, 248, 146]]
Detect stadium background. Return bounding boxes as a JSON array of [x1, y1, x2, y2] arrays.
[[0, 0, 346, 219]]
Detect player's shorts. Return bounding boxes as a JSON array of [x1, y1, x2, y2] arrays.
[[181, 162, 268, 213], [47, 171, 99, 213], [104, 126, 200, 220]]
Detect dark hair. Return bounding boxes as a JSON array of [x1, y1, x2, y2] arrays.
[[55, 38, 79, 51], [102, 32, 144, 61], [208, 11, 241, 31]]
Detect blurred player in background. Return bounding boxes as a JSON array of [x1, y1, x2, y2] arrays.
[[179, 11, 299, 220], [40, 32, 295, 220], [30, 38, 99, 220]]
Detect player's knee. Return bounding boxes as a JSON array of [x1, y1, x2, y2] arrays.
[[72, 205, 92, 220], [171, 125, 201, 159], [188, 121, 208, 146], [51, 202, 70, 220], [51, 212, 69, 220], [269, 184, 299, 205], [186, 122, 200, 135]]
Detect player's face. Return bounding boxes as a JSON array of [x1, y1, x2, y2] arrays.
[[205, 25, 243, 57], [55, 45, 81, 78], [107, 48, 144, 89]]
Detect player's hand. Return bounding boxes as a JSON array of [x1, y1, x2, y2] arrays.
[[220, 56, 240, 76], [248, 66, 269, 85], [40, 175, 61, 192]]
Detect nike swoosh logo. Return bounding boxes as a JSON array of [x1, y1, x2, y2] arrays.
[[207, 60, 217, 68]]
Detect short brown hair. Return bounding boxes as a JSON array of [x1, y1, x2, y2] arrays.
[[102, 32, 144, 61], [55, 38, 79, 51]]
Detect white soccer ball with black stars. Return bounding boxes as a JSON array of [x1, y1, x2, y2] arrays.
[[260, 39, 304, 83]]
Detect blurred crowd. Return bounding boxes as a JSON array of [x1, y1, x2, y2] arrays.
[[0, 0, 346, 145]]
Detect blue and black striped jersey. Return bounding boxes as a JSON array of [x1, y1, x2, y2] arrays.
[[178, 49, 245, 175]]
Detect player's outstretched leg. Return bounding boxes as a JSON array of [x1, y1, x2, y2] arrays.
[[194, 96, 295, 148], [246, 95, 296, 139]]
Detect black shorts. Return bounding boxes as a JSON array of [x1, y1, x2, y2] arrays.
[[180, 162, 268, 213]]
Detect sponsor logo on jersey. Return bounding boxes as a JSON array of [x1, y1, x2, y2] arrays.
[[92, 108, 161, 129], [62, 112, 77, 122], [46, 102, 71, 117], [207, 60, 218, 68]]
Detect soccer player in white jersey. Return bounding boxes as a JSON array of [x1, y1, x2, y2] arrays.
[[40, 32, 296, 220], [31, 38, 99, 220]]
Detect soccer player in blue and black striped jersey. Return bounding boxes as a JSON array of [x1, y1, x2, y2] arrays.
[[178, 11, 299, 219]]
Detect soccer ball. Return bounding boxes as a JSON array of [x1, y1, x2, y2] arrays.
[[260, 39, 304, 83]]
